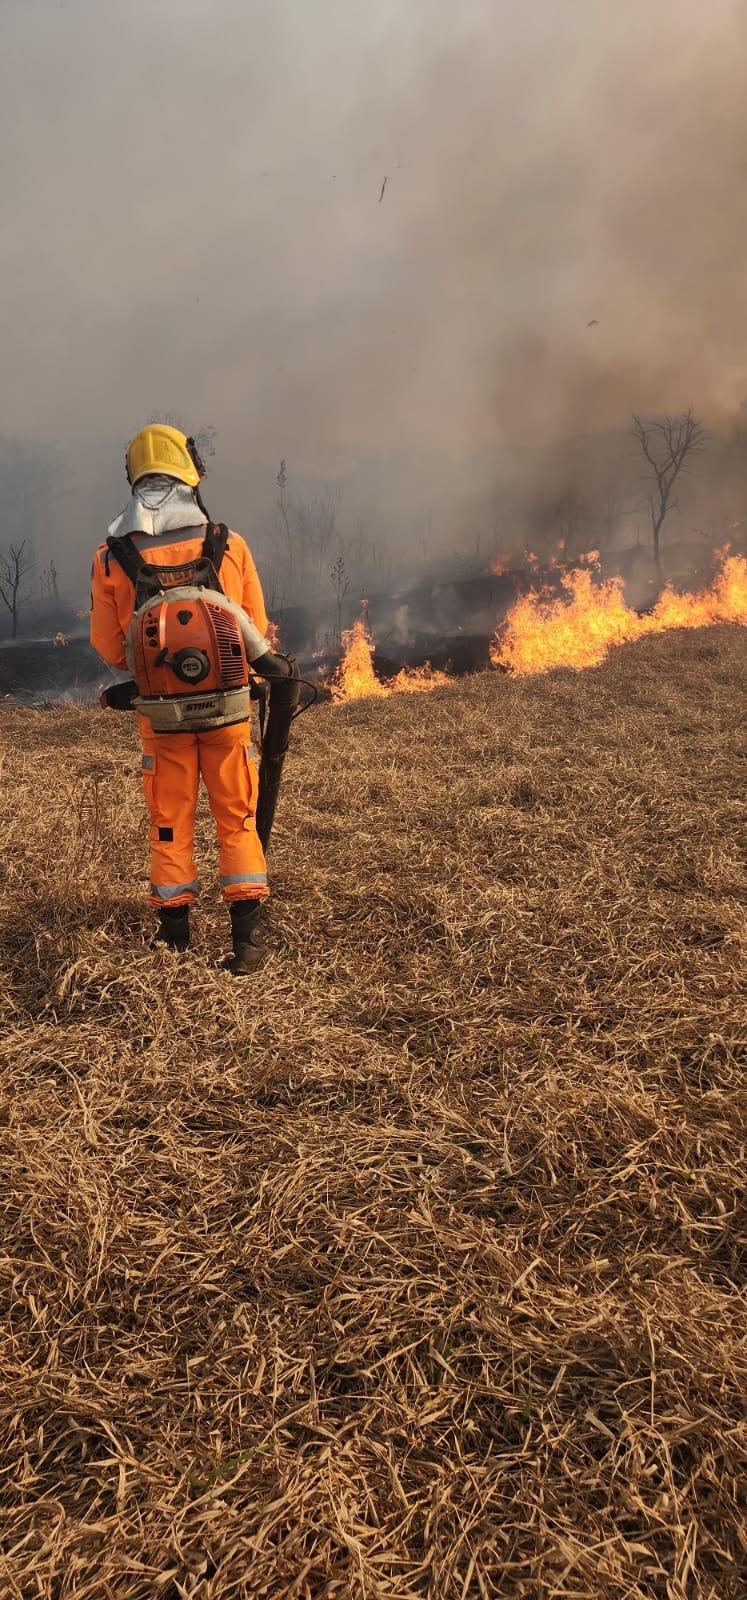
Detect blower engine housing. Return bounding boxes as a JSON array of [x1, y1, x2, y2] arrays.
[[125, 586, 265, 732], [107, 524, 291, 735], [130, 592, 249, 699]]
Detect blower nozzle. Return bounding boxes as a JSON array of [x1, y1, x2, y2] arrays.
[[100, 679, 138, 711], [251, 653, 301, 851]]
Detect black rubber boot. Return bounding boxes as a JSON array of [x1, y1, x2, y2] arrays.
[[229, 899, 265, 974], [155, 904, 190, 952]]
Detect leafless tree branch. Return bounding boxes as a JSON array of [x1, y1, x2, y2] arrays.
[[630, 408, 708, 581], [0, 540, 34, 638]]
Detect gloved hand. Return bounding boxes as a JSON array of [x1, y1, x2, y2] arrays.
[[100, 680, 138, 710]]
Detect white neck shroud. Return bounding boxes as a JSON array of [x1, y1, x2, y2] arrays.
[[108, 478, 208, 539]]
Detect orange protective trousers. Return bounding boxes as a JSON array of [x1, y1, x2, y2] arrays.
[[139, 717, 268, 908]]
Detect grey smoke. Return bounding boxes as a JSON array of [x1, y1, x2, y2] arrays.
[[1, 0, 745, 596]]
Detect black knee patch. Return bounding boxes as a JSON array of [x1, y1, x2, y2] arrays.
[[158, 826, 174, 842]]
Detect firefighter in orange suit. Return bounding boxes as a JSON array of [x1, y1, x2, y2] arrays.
[[90, 424, 269, 971]]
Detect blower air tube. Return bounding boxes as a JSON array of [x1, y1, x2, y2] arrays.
[[249, 649, 301, 853]]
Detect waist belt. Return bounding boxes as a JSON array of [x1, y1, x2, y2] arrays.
[[134, 685, 252, 733]]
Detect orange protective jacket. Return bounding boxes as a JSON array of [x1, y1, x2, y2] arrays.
[[90, 526, 271, 910], [90, 526, 269, 671]]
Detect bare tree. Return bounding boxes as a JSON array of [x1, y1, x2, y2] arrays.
[[330, 553, 349, 650], [49, 558, 61, 616], [298, 485, 341, 591], [275, 459, 295, 591], [0, 540, 34, 638], [272, 463, 344, 599], [631, 408, 707, 582]]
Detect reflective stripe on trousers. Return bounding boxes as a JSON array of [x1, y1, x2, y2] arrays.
[[150, 880, 201, 902], [220, 872, 267, 888], [139, 718, 269, 907]]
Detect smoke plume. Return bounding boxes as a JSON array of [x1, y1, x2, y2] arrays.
[[1, 0, 746, 593]]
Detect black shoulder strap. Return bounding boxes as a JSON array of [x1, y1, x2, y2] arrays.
[[202, 522, 229, 573], [105, 533, 143, 587]]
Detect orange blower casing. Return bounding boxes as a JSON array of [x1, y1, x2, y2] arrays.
[[130, 594, 250, 699]]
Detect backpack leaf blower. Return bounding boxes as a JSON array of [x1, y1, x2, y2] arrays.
[[99, 523, 304, 851]]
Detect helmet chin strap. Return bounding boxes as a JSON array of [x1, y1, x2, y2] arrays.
[[194, 481, 212, 523], [186, 437, 213, 524]]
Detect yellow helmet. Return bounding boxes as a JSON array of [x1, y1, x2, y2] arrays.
[[126, 423, 201, 488]]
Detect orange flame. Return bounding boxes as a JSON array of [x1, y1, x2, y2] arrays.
[[491, 550, 747, 676], [330, 617, 449, 703], [330, 619, 389, 702], [490, 554, 509, 576], [388, 663, 451, 694]]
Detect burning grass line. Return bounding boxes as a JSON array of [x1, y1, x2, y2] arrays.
[[491, 548, 747, 677]]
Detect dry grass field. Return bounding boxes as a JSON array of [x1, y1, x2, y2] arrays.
[[0, 626, 745, 1599]]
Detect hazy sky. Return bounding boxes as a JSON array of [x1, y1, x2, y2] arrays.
[[1, 0, 746, 568]]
